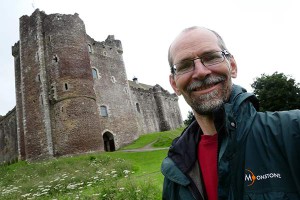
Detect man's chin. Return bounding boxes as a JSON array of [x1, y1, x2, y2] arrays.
[[191, 99, 224, 116]]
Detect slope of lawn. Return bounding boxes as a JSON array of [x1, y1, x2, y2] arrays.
[[0, 127, 184, 200]]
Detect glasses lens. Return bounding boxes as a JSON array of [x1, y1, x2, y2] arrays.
[[202, 52, 224, 66], [175, 60, 193, 75]]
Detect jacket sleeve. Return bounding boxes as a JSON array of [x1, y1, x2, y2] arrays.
[[256, 109, 300, 193], [162, 177, 175, 200]]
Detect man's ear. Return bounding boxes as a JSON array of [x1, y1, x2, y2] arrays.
[[229, 56, 237, 78], [169, 74, 181, 96]]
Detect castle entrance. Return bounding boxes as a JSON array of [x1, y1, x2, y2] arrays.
[[103, 132, 115, 152]]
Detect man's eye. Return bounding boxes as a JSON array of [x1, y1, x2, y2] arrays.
[[177, 60, 192, 71], [202, 54, 220, 62], [202, 52, 224, 64]]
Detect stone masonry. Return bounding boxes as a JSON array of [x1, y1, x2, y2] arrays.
[[0, 9, 182, 163]]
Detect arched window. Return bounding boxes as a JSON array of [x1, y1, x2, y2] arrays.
[[92, 68, 98, 79], [100, 106, 108, 117]]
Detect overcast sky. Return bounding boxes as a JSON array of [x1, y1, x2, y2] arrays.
[[1, 0, 300, 119]]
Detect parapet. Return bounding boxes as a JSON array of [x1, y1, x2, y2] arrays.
[[105, 35, 123, 54], [12, 42, 20, 57]]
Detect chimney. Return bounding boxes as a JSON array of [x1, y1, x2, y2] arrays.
[[133, 77, 138, 84]]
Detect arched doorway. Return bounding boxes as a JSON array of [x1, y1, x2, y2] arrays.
[[103, 132, 115, 152]]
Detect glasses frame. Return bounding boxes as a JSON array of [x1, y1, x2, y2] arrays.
[[172, 50, 230, 75]]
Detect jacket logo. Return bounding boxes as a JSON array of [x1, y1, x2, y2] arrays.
[[245, 169, 282, 186]]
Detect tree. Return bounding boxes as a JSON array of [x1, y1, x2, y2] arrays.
[[184, 111, 194, 126], [251, 72, 300, 111]]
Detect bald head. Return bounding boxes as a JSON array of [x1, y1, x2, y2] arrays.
[[168, 27, 228, 74]]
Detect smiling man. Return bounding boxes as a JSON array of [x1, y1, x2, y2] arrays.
[[161, 27, 300, 200]]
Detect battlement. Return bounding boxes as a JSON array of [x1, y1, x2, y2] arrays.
[[87, 34, 123, 61]]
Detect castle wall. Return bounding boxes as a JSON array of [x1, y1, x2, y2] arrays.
[[0, 108, 18, 164], [153, 85, 182, 130], [129, 87, 160, 134], [12, 42, 26, 160], [3, 9, 183, 162], [88, 35, 139, 148], [18, 10, 54, 160], [159, 94, 183, 130], [130, 84, 183, 134], [14, 10, 104, 160], [153, 85, 172, 131], [40, 11, 104, 156]]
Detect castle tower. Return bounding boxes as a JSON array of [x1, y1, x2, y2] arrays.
[[153, 85, 171, 131], [87, 35, 139, 149], [13, 9, 103, 160], [12, 42, 26, 160]]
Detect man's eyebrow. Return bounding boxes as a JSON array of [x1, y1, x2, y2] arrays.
[[178, 50, 218, 62]]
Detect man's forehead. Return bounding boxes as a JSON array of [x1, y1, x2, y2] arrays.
[[170, 28, 219, 59]]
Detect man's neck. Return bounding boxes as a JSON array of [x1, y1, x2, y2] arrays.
[[194, 112, 217, 136]]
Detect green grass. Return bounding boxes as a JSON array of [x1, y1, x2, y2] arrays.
[[0, 127, 183, 199], [121, 127, 184, 150]]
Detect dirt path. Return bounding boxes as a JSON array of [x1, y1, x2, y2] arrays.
[[121, 140, 169, 152]]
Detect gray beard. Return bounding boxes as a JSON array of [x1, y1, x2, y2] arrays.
[[190, 89, 224, 115], [185, 75, 230, 115]]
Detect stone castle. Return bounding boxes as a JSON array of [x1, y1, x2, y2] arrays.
[[0, 9, 182, 164]]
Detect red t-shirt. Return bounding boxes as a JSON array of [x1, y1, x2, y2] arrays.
[[198, 133, 218, 200]]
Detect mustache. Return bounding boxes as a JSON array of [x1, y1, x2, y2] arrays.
[[187, 75, 226, 92]]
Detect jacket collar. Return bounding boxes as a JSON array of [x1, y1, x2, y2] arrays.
[[168, 120, 201, 173], [167, 84, 258, 174], [229, 84, 259, 111], [161, 157, 191, 186]]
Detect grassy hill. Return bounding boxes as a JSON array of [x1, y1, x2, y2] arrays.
[[0, 127, 184, 200]]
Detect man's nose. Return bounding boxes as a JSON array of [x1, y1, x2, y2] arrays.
[[191, 59, 212, 79]]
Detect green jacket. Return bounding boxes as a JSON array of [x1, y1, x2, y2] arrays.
[[161, 85, 300, 199]]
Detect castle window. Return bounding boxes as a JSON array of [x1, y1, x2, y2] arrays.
[[92, 68, 98, 79], [88, 44, 92, 53], [123, 87, 128, 94], [36, 74, 41, 82], [100, 106, 108, 117], [40, 95, 44, 105], [136, 103, 141, 113], [64, 83, 69, 91], [111, 76, 116, 83], [53, 55, 58, 63], [36, 51, 39, 62]]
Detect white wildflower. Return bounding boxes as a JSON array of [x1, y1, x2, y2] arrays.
[[21, 193, 31, 198]]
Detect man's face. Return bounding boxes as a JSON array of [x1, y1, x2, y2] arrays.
[[169, 28, 237, 115]]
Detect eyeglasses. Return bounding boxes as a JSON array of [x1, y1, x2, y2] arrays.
[[173, 50, 230, 75]]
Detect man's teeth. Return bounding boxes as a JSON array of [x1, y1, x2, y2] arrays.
[[194, 84, 215, 91]]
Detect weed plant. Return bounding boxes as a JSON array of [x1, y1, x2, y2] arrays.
[[0, 155, 159, 199]]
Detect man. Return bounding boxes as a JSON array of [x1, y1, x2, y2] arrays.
[[161, 26, 300, 199]]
